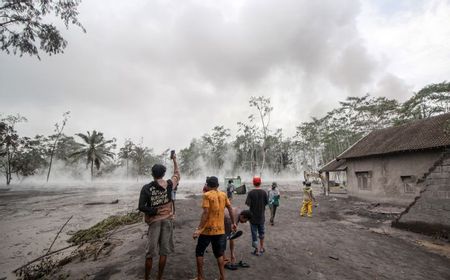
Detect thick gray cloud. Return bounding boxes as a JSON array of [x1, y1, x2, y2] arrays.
[[0, 0, 448, 151]]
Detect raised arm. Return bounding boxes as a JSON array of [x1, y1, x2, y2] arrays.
[[171, 153, 180, 186]]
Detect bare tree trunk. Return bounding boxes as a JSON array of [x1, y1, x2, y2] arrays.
[[90, 160, 94, 181], [260, 144, 266, 176], [46, 152, 54, 182], [46, 112, 69, 183], [6, 150, 12, 185]]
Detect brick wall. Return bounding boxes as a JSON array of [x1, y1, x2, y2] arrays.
[[393, 154, 450, 238]]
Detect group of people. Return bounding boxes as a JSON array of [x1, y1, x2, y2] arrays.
[[138, 152, 316, 280]]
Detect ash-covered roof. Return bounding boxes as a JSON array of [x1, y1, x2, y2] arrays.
[[337, 113, 450, 159], [320, 159, 347, 172]]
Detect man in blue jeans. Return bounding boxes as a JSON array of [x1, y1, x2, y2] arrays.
[[245, 176, 268, 256]]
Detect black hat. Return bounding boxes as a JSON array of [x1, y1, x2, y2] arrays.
[[206, 176, 219, 187]]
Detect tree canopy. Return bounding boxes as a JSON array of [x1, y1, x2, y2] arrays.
[[0, 0, 85, 58], [1, 81, 449, 184]]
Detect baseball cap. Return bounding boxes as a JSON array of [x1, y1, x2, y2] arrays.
[[253, 176, 261, 186]]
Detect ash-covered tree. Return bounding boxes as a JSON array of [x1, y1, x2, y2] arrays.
[[398, 81, 450, 122], [234, 121, 260, 175], [293, 118, 323, 172], [249, 96, 273, 175], [0, 114, 27, 185], [179, 138, 202, 177], [0, 0, 85, 58], [49, 134, 81, 163], [13, 135, 48, 179], [46, 111, 70, 182], [130, 144, 158, 181], [118, 139, 135, 179], [202, 126, 230, 172], [70, 130, 115, 181], [264, 129, 293, 174]]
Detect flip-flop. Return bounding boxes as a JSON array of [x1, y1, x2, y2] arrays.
[[224, 263, 238, 270], [251, 249, 260, 256], [238, 261, 250, 268], [260, 248, 266, 255], [228, 230, 243, 240]]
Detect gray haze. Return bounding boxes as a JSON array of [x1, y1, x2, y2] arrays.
[[1, 0, 449, 152]]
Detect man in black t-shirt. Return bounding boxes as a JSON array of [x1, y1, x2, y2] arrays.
[[245, 176, 268, 256]]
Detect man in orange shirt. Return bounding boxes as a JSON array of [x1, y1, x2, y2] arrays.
[[193, 176, 236, 280]]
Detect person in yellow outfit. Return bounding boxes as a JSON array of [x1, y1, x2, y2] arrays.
[[193, 176, 236, 280], [300, 182, 316, 217]]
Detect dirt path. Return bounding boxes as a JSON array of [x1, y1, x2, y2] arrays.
[[53, 192, 450, 280]]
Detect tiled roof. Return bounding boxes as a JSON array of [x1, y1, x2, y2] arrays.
[[319, 159, 347, 172], [337, 113, 450, 159]]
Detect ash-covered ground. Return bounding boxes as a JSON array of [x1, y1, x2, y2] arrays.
[[1, 181, 449, 280]]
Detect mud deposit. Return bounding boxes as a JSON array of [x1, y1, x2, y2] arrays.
[[1, 182, 449, 280]]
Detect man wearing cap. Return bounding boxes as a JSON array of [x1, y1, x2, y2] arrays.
[[245, 176, 268, 256], [138, 154, 180, 280], [193, 176, 236, 280]]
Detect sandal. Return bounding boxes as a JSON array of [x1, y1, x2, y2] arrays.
[[238, 261, 250, 268], [260, 248, 266, 255], [251, 249, 261, 256], [224, 263, 238, 270]]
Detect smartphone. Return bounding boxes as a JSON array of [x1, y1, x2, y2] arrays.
[[170, 150, 175, 159]]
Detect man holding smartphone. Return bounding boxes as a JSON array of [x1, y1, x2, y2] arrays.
[[138, 151, 180, 280]]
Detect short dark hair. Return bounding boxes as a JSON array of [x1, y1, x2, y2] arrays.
[[240, 210, 252, 220], [228, 180, 232, 184], [206, 176, 219, 188], [151, 164, 166, 179]]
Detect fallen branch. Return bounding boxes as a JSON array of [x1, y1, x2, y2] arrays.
[[68, 212, 142, 245], [14, 212, 144, 274], [13, 244, 78, 273], [84, 199, 119, 205], [46, 215, 73, 254]]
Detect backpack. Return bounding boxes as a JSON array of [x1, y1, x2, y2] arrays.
[[143, 180, 174, 223]]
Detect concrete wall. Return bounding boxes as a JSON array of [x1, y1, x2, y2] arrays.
[[394, 154, 450, 237], [346, 150, 443, 205]]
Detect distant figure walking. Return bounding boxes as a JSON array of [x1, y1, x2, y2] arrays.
[[193, 176, 236, 280], [300, 182, 316, 218], [268, 182, 280, 226], [226, 180, 235, 199], [138, 153, 180, 280], [245, 176, 268, 256]]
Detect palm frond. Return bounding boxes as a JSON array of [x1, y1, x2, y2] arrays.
[[75, 133, 90, 145]]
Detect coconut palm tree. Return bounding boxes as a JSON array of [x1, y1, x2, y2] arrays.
[[70, 130, 115, 180]]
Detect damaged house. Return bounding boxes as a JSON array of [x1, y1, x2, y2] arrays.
[[321, 113, 450, 235]]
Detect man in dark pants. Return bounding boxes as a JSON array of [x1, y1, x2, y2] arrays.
[[245, 176, 268, 256], [268, 182, 280, 226], [138, 154, 180, 280], [193, 176, 236, 280]]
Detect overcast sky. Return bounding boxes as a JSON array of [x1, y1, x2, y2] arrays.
[[1, 0, 449, 152]]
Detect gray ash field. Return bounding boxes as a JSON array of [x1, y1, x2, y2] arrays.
[[1, 182, 449, 280]]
